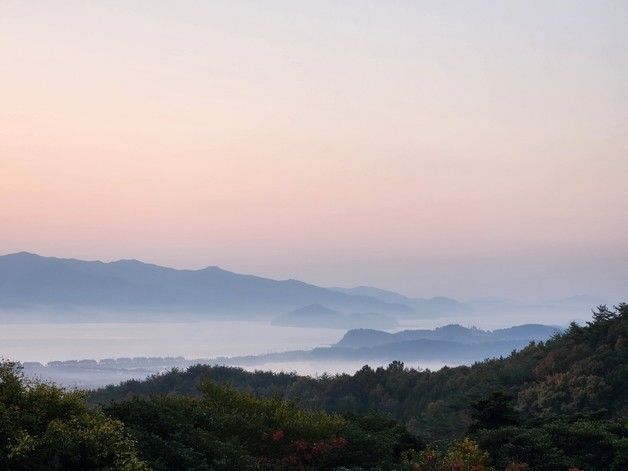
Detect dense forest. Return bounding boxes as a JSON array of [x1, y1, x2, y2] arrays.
[[2, 304, 627, 469]]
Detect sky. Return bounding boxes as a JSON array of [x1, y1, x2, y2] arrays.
[[1, 1, 627, 301]]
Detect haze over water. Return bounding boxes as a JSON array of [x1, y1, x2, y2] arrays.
[[3, 307, 581, 364], [1, 321, 342, 364]]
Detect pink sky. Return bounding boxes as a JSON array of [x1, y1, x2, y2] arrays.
[[1, 1, 627, 300]]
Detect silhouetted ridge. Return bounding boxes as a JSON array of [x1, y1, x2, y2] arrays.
[[0, 252, 412, 317]]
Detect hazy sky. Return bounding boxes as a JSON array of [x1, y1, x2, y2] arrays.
[[1, 1, 627, 301]]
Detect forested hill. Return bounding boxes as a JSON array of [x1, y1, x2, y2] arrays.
[[92, 304, 628, 439]]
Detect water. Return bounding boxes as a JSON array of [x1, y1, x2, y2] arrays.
[[0, 305, 581, 365], [1, 312, 573, 387], [0, 321, 344, 363], [1, 321, 459, 387]]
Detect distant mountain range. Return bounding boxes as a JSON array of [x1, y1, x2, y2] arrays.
[[329, 286, 466, 316], [336, 323, 560, 348], [271, 304, 398, 330], [0, 252, 607, 323], [0, 252, 411, 319], [187, 323, 562, 366]]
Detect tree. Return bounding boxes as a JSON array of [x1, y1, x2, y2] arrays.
[[469, 391, 520, 432], [0, 361, 147, 470]]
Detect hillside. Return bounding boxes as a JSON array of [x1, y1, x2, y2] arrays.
[[0, 252, 410, 318]]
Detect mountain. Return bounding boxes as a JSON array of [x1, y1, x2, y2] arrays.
[[270, 303, 398, 330], [330, 286, 466, 316], [0, 252, 412, 318], [207, 322, 558, 366], [336, 323, 560, 348]]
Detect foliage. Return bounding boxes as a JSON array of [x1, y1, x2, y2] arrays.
[[0, 361, 147, 470], [469, 392, 520, 432], [472, 418, 628, 471], [105, 380, 422, 470], [401, 437, 491, 470], [91, 365, 299, 404]]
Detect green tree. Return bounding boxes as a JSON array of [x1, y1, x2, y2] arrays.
[[0, 361, 147, 470], [469, 391, 520, 432]]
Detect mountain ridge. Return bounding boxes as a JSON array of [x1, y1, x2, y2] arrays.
[[329, 285, 466, 315], [0, 252, 411, 318], [336, 323, 561, 349]]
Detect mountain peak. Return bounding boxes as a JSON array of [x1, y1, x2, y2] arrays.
[[200, 265, 226, 273], [4, 251, 42, 259], [111, 259, 144, 265]]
